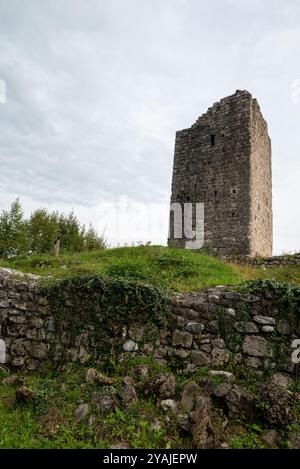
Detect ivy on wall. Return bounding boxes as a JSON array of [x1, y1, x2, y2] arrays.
[[41, 275, 169, 366], [240, 279, 300, 315]]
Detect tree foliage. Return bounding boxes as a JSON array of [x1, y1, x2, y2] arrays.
[[0, 199, 106, 259]]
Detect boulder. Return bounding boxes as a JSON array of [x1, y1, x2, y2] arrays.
[[75, 403, 89, 421], [190, 396, 214, 448], [177, 413, 191, 432], [226, 385, 253, 419], [123, 340, 138, 352], [180, 382, 202, 412], [121, 384, 138, 407], [212, 383, 232, 398], [256, 382, 296, 425], [160, 399, 178, 413], [93, 390, 117, 414], [152, 373, 176, 398]]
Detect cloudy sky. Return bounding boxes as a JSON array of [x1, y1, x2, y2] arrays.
[[0, 0, 299, 252]]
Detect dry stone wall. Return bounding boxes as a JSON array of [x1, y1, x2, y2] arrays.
[[229, 254, 300, 268], [0, 268, 52, 369], [0, 268, 299, 376]]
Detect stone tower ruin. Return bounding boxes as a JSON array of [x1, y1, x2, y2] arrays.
[[168, 90, 272, 257]]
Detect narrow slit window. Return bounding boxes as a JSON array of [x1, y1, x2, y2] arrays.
[[210, 134, 215, 146]]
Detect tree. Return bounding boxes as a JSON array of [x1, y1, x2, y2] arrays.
[[0, 199, 106, 258], [28, 209, 58, 255], [57, 211, 85, 253], [85, 223, 106, 251], [0, 199, 29, 258]]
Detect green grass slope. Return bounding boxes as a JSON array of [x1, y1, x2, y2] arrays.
[[1, 246, 300, 291]]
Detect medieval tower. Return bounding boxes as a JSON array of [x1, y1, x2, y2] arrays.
[[168, 90, 273, 257]]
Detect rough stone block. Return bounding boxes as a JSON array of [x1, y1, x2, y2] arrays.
[[242, 335, 273, 358], [172, 329, 193, 348]]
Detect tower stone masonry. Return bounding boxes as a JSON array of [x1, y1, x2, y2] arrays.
[[168, 90, 273, 257]]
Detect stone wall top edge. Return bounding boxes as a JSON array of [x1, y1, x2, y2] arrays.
[[175, 89, 254, 134], [250, 97, 270, 132], [0, 266, 41, 283]]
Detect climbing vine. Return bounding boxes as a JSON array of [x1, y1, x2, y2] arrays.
[[41, 275, 169, 368], [239, 279, 300, 315]]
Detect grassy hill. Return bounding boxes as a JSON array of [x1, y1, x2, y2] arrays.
[[1, 246, 300, 291]]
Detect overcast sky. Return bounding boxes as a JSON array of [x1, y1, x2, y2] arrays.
[[0, 0, 299, 252]]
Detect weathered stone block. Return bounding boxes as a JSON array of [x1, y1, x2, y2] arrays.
[[234, 322, 259, 334], [277, 319, 291, 336], [262, 325, 274, 333], [0, 300, 10, 308], [28, 342, 49, 360], [172, 329, 193, 348], [211, 348, 230, 366], [253, 315, 276, 325], [180, 382, 201, 411], [190, 350, 211, 366], [30, 316, 45, 329], [242, 335, 273, 357], [10, 338, 27, 356], [204, 321, 219, 335], [128, 324, 145, 342], [9, 315, 26, 324], [123, 340, 138, 352], [226, 385, 253, 419], [185, 322, 204, 334]]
